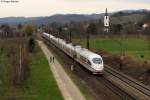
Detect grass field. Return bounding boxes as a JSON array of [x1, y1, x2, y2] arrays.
[[0, 39, 63, 100], [73, 36, 150, 60]]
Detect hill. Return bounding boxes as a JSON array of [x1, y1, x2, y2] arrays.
[[110, 9, 150, 24], [0, 9, 149, 25], [0, 14, 103, 24]]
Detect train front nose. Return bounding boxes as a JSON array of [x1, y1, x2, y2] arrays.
[[93, 64, 104, 71]]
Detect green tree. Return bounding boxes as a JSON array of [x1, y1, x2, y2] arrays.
[[22, 24, 34, 37], [28, 37, 35, 53]]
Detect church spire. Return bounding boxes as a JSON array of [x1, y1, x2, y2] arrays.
[[104, 8, 110, 32], [105, 8, 108, 16]]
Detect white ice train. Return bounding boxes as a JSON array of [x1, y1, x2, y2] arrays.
[[42, 32, 104, 74]]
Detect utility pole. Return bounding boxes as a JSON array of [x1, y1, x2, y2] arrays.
[[18, 32, 22, 84], [69, 29, 72, 43], [86, 23, 90, 49], [49, 32, 50, 45], [19, 44, 22, 83], [86, 32, 90, 49]]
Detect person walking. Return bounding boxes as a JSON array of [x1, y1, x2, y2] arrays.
[[52, 56, 55, 63], [49, 56, 52, 63]]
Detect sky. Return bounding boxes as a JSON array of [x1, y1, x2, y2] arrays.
[[0, 0, 150, 18]]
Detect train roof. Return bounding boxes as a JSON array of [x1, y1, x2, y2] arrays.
[[66, 43, 75, 50], [77, 48, 101, 60], [43, 32, 102, 60]]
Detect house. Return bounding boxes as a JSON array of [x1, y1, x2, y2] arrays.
[[143, 23, 148, 29]]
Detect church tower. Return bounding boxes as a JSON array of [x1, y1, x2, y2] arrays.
[[104, 8, 110, 32]]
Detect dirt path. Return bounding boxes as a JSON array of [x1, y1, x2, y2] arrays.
[[37, 40, 86, 100]]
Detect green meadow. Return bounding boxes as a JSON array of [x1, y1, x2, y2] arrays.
[[0, 39, 63, 100], [73, 36, 150, 60]]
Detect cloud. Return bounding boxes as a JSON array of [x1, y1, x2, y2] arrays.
[[0, 0, 149, 17], [121, 0, 150, 3]]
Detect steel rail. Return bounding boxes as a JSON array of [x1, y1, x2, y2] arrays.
[[105, 65, 150, 98]]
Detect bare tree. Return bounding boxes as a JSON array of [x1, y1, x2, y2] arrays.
[[86, 23, 97, 49]]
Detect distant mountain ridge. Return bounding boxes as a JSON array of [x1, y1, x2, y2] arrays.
[[0, 14, 104, 24], [0, 17, 41, 24], [0, 9, 149, 24], [112, 9, 150, 17]]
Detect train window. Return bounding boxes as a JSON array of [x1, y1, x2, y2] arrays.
[[87, 60, 91, 65], [80, 56, 86, 62], [92, 58, 102, 64]]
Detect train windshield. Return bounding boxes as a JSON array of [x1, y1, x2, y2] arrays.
[[92, 58, 102, 64]]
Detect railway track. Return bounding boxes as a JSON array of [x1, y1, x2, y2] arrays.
[[43, 39, 150, 100], [96, 76, 135, 100], [45, 41, 123, 100], [104, 65, 150, 100]]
